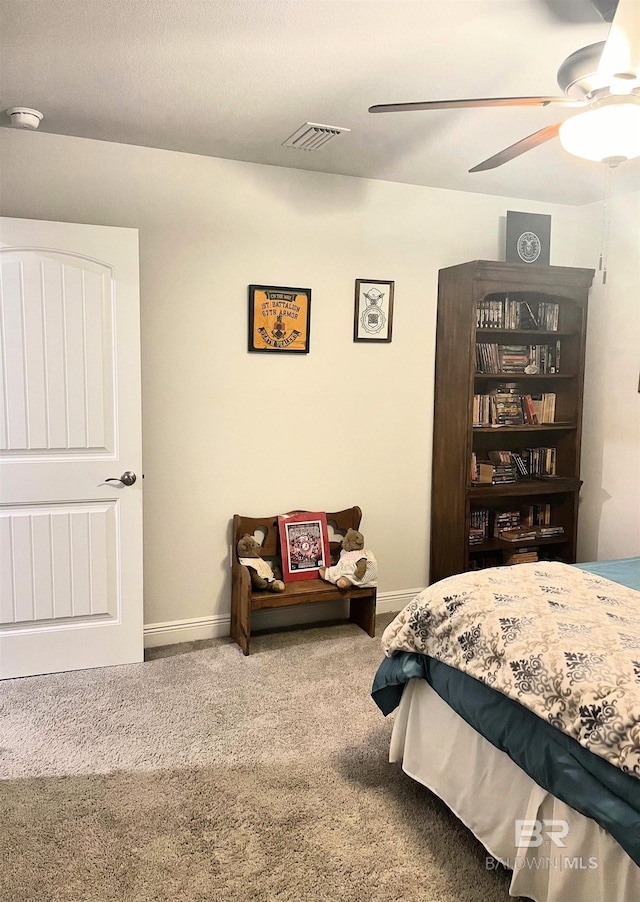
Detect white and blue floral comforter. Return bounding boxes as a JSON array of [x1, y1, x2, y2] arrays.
[[382, 560, 640, 776]]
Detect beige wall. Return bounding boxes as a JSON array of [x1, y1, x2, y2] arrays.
[[0, 129, 637, 642], [578, 190, 640, 562]]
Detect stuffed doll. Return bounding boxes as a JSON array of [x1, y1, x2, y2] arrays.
[[319, 528, 377, 589], [237, 534, 285, 592]]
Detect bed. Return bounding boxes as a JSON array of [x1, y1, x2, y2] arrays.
[[372, 558, 640, 902]]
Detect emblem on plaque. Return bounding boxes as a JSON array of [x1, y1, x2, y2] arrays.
[[360, 287, 387, 334], [271, 314, 286, 341], [517, 231, 542, 264]]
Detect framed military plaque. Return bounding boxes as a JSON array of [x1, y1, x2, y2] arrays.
[[248, 285, 311, 353], [354, 279, 394, 342], [506, 212, 551, 266]]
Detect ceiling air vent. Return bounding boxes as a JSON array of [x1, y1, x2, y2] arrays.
[[283, 122, 350, 151]]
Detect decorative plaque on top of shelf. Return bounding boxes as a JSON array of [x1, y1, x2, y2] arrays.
[[505, 211, 551, 266]]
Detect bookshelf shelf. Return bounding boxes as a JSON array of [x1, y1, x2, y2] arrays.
[[472, 424, 576, 433], [469, 535, 570, 553], [474, 373, 576, 379], [430, 260, 593, 583], [468, 477, 582, 498], [476, 329, 575, 339]]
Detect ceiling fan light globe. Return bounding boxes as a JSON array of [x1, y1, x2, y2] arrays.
[[558, 96, 640, 162]]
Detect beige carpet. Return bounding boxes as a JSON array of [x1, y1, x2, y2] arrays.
[[0, 616, 520, 902]]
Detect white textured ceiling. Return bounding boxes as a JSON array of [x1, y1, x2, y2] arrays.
[[1, 0, 639, 205]]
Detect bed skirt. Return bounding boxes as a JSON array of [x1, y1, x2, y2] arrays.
[[390, 678, 640, 902]]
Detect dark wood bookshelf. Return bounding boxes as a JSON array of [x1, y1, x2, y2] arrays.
[[430, 260, 594, 583]]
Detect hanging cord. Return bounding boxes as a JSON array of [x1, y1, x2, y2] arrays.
[[599, 162, 617, 284]]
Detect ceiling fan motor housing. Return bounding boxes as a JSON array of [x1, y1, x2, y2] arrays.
[[557, 42, 608, 98]]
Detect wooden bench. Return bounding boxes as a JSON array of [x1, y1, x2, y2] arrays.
[[231, 506, 377, 655]]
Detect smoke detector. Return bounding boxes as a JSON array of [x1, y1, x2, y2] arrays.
[[7, 107, 43, 129]]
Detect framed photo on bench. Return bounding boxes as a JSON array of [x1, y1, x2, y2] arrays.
[[278, 511, 330, 582]]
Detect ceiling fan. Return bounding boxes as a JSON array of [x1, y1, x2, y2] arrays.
[[369, 0, 640, 171]]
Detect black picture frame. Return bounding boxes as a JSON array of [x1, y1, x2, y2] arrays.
[[248, 284, 311, 353], [353, 279, 394, 342]]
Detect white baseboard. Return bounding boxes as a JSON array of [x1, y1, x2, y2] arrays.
[[144, 614, 230, 648], [143, 587, 420, 648], [375, 589, 420, 614]]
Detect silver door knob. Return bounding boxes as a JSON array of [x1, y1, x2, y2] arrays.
[[106, 471, 137, 486]]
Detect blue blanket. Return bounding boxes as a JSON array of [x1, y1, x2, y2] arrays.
[[575, 556, 640, 591], [371, 557, 640, 865]]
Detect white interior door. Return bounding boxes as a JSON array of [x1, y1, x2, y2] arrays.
[[0, 217, 143, 679]]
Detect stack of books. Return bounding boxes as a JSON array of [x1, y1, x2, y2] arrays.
[[511, 451, 530, 477], [471, 453, 491, 484], [494, 509, 520, 537], [499, 345, 530, 373], [473, 390, 557, 426], [476, 343, 501, 373], [536, 301, 560, 331], [500, 526, 540, 542], [529, 393, 556, 424], [500, 525, 565, 542], [471, 452, 518, 485], [476, 297, 507, 328], [475, 297, 559, 331], [488, 450, 518, 484], [521, 502, 551, 526], [529, 342, 561, 374], [475, 343, 561, 375], [469, 508, 490, 545], [491, 393, 525, 426], [523, 446, 557, 477], [536, 525, 565, 538], [472, 394, 492, 426], [505, 547, 539, 565]]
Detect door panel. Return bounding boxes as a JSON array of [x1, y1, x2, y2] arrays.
[[0, 502, 116, 624], [0, 218, 142, 679], [0, 251, 115, 454]]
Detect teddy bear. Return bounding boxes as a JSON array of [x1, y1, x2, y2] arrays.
[[319, 528, 377, 589], [236, 534, 285, 592]]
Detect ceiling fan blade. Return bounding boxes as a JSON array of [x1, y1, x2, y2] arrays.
[[597, 0, 640, 81], [368, 97, 577, 114], [469, 123, 562, 172], [590, 0, 619, 24]]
